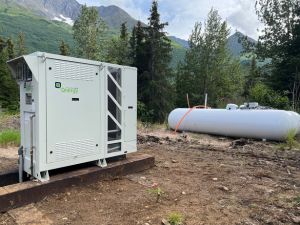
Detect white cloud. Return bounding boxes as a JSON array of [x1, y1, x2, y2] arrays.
[[77, 0, 263, 40]]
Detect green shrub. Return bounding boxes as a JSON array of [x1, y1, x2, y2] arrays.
[[168, 212, 184, 225], [249, 83, 290, 109], [147, 185, 164, 203], [137, 101, 155, 123], [286, 129, 298, 149], [0, 130, 20, 147]]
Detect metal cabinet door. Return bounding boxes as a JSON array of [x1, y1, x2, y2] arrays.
[[122, 68, 137, 142], [46, 59, 101, 164]]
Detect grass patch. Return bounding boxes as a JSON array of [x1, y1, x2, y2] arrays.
[[167, 212, 184, 225], [137, 120, 168, 131], [294, 195, 300, 205], [286, 129, 298, 149], [147, 185, 165, 203], [0, 130, 20, 147], [279, 129, 300, 150]]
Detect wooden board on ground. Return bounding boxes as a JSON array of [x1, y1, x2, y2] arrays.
[[0, 154, 155, 213]]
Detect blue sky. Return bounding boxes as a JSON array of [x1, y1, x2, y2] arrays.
[[77, 0, 262, 40]]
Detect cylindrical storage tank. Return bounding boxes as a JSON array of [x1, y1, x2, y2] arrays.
[[168, 108, 300, 141]]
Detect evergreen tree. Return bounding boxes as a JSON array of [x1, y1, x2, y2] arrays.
[[129, 25, 137, 64], [0, 36, 6, 52], [0, 36, 19, 111], [130, 21, 148, 101], [256, 0, 300, 109], [120, 22, 128, 40], [244, 56, 261, 97], [135, 21, 148, 74], [16, 32, 26, 56], [176, 9, 243, 108], [142, 0, 173, 122], [59, 40, 70, 56], [6, 38, 15, 60], [73, 5, 106, 60], [105, 22, 131, 65]]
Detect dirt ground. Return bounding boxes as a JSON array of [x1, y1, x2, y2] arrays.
[[0, 128, 300, 225], [0, 147, 18, 173]]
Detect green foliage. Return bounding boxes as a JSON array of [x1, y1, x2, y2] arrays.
[[249, 83, 290, 109], [0, 37, 19, 111], [285, 129, 299, 149], [0, 129, 20, 147], [105, 22, 131, 65], [137, 101, 154, 123], [0, 6, 75, 54], [255, 0, 300, 109], [6, 37, 15, 59], [73, 5, 106, 60], [244, 56, 261, 97], [167, 212, 184, 225], [147, 185, 164, 203], [131, 1, 174, 123], [176, 9, 244, 108], [294, 195, 300, 205], [59, 40, 69, 56], [16, 32, 26, 56]]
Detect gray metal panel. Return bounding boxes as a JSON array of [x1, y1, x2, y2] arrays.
[[46, 58, 101, 164]]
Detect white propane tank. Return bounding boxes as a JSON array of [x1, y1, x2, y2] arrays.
[[168, 108, 300, 141]]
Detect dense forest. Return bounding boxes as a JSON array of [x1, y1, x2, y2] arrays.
[[0, 0, 299, 122]]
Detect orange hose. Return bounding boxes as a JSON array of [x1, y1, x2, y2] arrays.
[[174, 105, 206, 133]]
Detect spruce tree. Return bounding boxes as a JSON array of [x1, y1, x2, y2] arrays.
[[6, 38, 15, 60], [120, 22, 128, 40], [59, 40, 70, 56], [130, 21, 148, 102], [244, 56, 260, 97], [129, 25, 137, 64], [0, 36, 6, 52], [142, 0, 173, 122], [0, 37, 19, 111], [16, 32, 26, 56], [105, 22, 131, 65], [135, 21, 148, 74]]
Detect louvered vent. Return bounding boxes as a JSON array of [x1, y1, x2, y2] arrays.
[[54, 60, 95, 81], [53, 139, 96, 161]]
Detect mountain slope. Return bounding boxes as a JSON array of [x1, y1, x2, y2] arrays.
[[170, 32, 257, 59], [227, 32, 257, 57], [98, 5, 139, 29], [0, 1, 185, 68], [0, 4, 75, 54], [0, 0, 256, 68], [169, 36, 189, 49], [0, 0, 138, 29]]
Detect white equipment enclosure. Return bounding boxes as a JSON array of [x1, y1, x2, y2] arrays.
[[7, 52, 137, 182]]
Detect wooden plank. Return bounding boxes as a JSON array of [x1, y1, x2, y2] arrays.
[[0, 170, 18, 187], [0, 154, 155, 212]]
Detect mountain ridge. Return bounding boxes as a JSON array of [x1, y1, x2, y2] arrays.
[[169, 32, 257, 58], [0, 0, 139, 29], [0, 0, 257, 68]]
